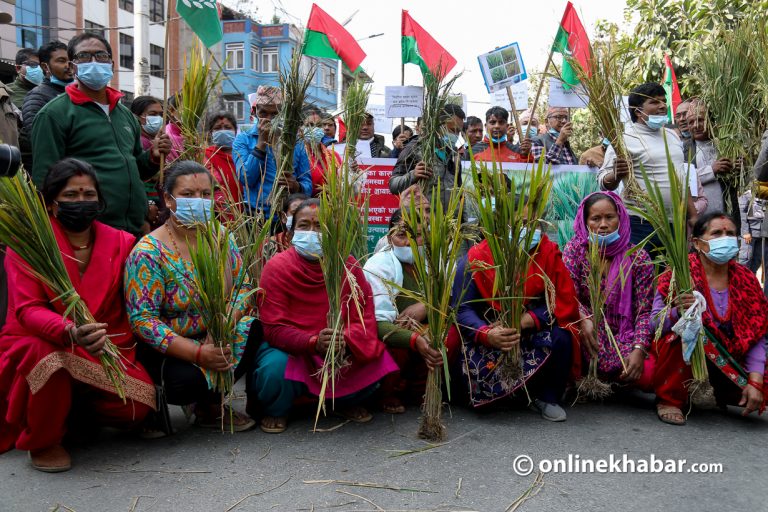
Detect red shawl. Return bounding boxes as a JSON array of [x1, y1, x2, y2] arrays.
[[467, 235, 582, 378], [0, 220, 156, 452], [258, 247, 385, 362], [658, 253, 768, 361]]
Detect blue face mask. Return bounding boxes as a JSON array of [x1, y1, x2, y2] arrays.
[[303, 126, 324, 144], [292, 230, 322, 261], [490, 134, 508, 144], [680, 130, 691, 139], [50, 75, 74, 87], [76, 62, 113, 90], [443, 133, 459, 147], [548, 128, 560, 138], [593, 229, 621, 246], [173, 197, 212, 226], [645, 114, 668, 131], [212, 129, 236, 148], [601, 137, 611, 147], [521, 125, 538, 138], [392, 245, 414, 265], [143, 115, 163, 135], [517, 227, 542, 251], [703, 236, 738, 264], [25, 65, 44, 85]]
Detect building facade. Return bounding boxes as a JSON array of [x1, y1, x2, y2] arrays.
[[220, 15, 340, 125]]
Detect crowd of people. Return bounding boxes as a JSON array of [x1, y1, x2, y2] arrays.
[[1, 32, 767, 474]]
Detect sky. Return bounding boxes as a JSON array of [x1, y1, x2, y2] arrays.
[[222, 0, 630, 117]]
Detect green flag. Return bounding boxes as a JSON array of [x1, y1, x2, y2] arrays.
[[176, 0, 223, 48]]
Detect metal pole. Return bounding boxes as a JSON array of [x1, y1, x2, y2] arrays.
[[134, 0, 151, 96]]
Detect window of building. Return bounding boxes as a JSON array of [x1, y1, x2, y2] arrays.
[[225, 43, 244, 70], [224, 98, 245, 121], [119, 0, 134, 13], [119, 33, 134, 70], [250, 45, 259, 71], [299, 55, 313, 79], [16, 0, 47, 49], [84, 20, 106, 38], [149, 0, 164, 22], [325, 64, 336, 90], [150, 44, 164, 78], [262, 47, 278, 73]]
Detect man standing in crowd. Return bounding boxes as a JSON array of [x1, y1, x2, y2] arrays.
[[391, 124, 414, 159], [674, 98, 692, 141], [321, 113, 337, 146], [738, 188, 766, 284], [359, 112, 391, 158], [21, 41, 74, 171], [464, 116, 484, 147], [685, 98, 738, 225], [6, 48, 42, 110], [531, 106, 578, 164], [31, 33, 171, 236], [233, 85, 311, 219], [472, 106, 532, 163]]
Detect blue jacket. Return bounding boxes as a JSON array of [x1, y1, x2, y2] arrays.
[[232, 124, 312, 216]]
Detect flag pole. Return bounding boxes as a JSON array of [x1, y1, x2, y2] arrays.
[[529, 47, 555, 130], [506, 86, 523, 142], [159, 0, 172, 187], [400, 61, 405, 134]]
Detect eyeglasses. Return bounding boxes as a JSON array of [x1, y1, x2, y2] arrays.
[[22, 61, 40, 68], [547, 115, 569, 121], [72, 51, 112, 64]]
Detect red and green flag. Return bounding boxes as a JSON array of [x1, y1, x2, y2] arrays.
[[552, 1, 591, 90], [402, 10, 456, 78], [302, 3, 366, 73], [662, 53, 682, 123], [176, 0, 223, 48]]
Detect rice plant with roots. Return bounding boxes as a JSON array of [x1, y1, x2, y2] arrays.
[[398, 176, 469, 442], [469, 154, 553, 386], [0, 172, 128, 399], [314, 79, 371, 428]]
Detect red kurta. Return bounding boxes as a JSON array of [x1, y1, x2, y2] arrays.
[[308, 144, 343, 197], [205, 145, 242, 220], [0, 220, 155, 453], [258, 248, 397, 397]]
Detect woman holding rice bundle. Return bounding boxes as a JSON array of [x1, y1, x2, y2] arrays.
[[125, 161, 258, 432], [363, 209, 460, 413], [562, 192, 655, 385], [652, 211, 768, 425], [0, 158, 156, 472], [252, 199, 398, 433], [452, 202, 581, 421]]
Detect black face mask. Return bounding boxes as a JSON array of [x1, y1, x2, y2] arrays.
[[54, 201, 101, 232]]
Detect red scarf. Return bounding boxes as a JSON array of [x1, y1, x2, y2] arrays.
[[658, 253, 768, 361]]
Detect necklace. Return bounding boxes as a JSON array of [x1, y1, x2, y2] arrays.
[[165, 222, 183, 256], [164, 222, 195, 282], [67, 232, 92, 251]]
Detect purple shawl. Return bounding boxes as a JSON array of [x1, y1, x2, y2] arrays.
[[572, 191, 634, 336]]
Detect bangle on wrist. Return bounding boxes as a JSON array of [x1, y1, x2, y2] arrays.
[[632, 344, 649, 358], [308, 335, 319, 354], [409, 332, 421, 351], [748, 379, 763, 391], [195, 343, 203, 366]]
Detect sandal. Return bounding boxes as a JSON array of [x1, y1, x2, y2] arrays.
[[379, 396, 406, 414], [260, 416, 288, 434], [657, 404, 686, 426], [195, 405, 256, 432], [335, 406, 373, 424]]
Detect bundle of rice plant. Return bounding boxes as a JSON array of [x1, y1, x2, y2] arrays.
[[566, 43, 643, 199], [270, 47, 315, 213], [628, 136, 711, 401], [469, 154, 553, 386], [547, 171, 600, 246], [314, 79, 371, 428], [177, 43, 224, 164], [0, 172, 127, 398], [696, 20, 765, 198], [399, 176, 468, 442]]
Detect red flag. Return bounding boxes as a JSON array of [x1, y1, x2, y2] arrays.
[[401, 10, 457, 77], [662, 53, 682, 121], [304, 4, 366, 72], [337, 116, 346, 143], [559, 2, 590, 70]]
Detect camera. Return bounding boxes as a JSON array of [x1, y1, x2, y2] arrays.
[[0, 144, 21, 178]]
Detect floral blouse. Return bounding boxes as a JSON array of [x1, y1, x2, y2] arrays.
[[561, 240, 654, 375], [124, 233, 254, 369]]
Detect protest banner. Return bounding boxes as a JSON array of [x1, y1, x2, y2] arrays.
[[478, 42, 528, 93]]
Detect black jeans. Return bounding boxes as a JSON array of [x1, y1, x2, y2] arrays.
[[137, 320, 263, 406]]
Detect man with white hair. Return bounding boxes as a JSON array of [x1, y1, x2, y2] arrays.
[[531, 106, 578, 164], [233, 85, 312, 218], [510, 109, 540, 142]]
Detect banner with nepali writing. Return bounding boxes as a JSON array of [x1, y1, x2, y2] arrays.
[[359, 158, 400, 253]]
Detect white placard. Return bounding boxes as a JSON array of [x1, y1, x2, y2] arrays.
[[490, 81, 529, 111], [548, 77, 589, 108], [686, 163, 698, 197], [447, 93, 468, 115], [366, 104, 393, 135], [384, 86, 424, 118], [618, 95, 631, 124], [332, 140, 372, 160]]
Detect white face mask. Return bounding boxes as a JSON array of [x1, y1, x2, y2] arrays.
[[285, 215, 293, 231], [392, 244, 414, 264]]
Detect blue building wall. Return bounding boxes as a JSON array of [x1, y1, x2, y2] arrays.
[[220, 20, 338, 126]]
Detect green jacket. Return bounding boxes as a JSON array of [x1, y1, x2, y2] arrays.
[[6, 76, 36, 110], [31, 86, 158, 235]]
